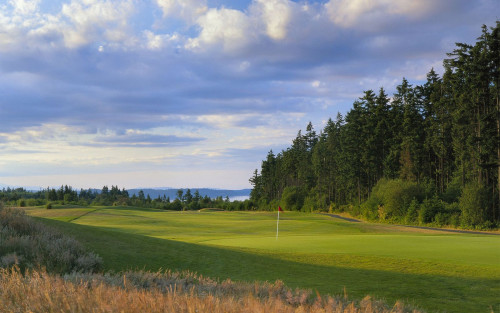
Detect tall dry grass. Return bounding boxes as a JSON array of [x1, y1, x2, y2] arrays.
[[0, 267, 422, 313], [0, 206, 102, 273]]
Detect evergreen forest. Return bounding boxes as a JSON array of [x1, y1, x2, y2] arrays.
[[249, 22, 500, 229]]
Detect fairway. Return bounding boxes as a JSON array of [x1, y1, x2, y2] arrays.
[[26, 206, 500, 313]]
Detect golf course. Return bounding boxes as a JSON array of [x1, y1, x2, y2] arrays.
[[25, 206, 500, 313]]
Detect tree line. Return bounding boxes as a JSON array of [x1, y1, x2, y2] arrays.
[[250, 22, 499, 229], [0, 186, 252, 211]]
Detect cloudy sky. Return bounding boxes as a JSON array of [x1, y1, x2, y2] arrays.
[[0, 0, 497, 190]]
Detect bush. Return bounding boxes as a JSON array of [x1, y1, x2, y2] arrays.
[[17, 199, 26, 207], [459, 182, 490, 228], [363, 179, 422, 221], [418, 196, 444, 224], [25, 199, 43, 206], [433, 212, 450, 226], [46, 202, 52, 209], [302, 190, 328, 212], [442, 176, 462, 203], [281, 186, 306, 211], [404, 198, 419, 224]]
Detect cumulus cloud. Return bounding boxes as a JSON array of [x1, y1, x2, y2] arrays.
[[252, 0, 292, 40], [60, 0, 135, 48], [155, 0, 207, 24], [9, 0, 41, 16], [0, 0, 136, 51], [186, 7, 253, 52]]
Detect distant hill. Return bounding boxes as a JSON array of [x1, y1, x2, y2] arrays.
[[128, 188, 251, 201]]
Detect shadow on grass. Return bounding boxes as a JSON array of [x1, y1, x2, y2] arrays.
[[35, 217, 499, 313]]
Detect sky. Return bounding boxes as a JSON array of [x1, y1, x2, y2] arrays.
[[0, 0, 497, 190]]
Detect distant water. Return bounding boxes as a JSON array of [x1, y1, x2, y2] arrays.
[[229, 195, 250, 201]]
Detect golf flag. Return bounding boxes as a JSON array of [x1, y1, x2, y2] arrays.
[[276, 206, 283, 239]]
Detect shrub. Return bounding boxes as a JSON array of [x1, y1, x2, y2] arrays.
[[302, 190, 328, 212], [281, 186, 306, 211], [442, 176, 462, 203], [404, 198, 419, 224], [433, 212, 450, 227], [18, 199, 26, 207], [363, 179, 422, 221], [26, 199, 43, 206], [459, 182, 490, 228], [46, 202, 52, 209], [418, 196, 444, 224]]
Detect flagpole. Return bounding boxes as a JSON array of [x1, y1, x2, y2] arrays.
[[276, 208, 279, 240]]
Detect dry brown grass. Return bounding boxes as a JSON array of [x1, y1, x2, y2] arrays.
[[0, 206, 102, 273], [0, 267, 422, 313]]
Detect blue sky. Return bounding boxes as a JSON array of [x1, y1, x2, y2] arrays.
[[0, 0, 497, 189]]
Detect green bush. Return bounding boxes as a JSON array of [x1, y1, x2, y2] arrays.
[[302, 190, 328, 212], [363, 179, 422, 221], [442, 176, 462, 203], [404, 198, 419, 224], [46, 202, 52, 209], [459, 182, 490, 228], [281, 186, 306, 211], [361, 192, 381, 220], [17, 199, 26, 207], [418, 196, 444, 224]]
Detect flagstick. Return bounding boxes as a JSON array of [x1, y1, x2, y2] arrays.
[[276, 209, 279, 240]]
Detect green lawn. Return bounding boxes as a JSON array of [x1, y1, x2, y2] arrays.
[[26, 206, 500, 313]]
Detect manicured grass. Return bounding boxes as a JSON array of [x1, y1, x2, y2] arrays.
[[26, 207, 500, 313]]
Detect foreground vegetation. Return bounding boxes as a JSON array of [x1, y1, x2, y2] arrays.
[[24, 206, 500, 313], [250, 22, 500, 230], [0, 267, 419, 313], [0, 205, 423, 313], [0, 206, 102, 273]]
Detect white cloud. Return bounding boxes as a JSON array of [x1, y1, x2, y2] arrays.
[[311, 80, 321, 88], [0, 0, 137, 51], [325, 0, 436, 29], [155, 0, 207, 24], [9, 0, 40, 16], [184, 0, 298, 52], [60, 0, 135, 48], [252, 0, 292, 40], [143, 30, 180, 50], [186, 7, 253, 52]]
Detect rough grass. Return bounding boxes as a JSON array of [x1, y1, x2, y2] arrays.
[[25, 207, 500, 313], [0, 206, 102, 273], [0, 267, 421, 313]]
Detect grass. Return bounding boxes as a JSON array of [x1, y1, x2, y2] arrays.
[[0, 267, 416, 313], [25, 206, 500, 313]]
